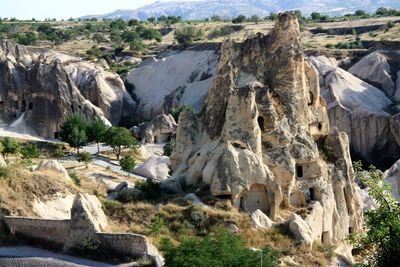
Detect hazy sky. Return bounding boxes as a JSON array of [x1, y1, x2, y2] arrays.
[[1, 0, 195, 20]]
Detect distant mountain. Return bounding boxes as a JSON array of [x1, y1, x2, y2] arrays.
[[81, 0, 400, 20]]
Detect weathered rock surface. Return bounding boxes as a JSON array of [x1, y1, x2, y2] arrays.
[[168, 12, 363, 248], [308, 55, 400, 168], [134, 114, 177, 144], [133, 155, 170, 181], [35, 160, 70, 181], [349, 51, 398, 97], [383, 159, 400, 201], [0, 40, 135, 138], [251, 209, 275, 228], [126, 48, 220, 122]]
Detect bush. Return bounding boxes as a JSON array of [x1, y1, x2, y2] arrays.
[[0, 167, 10, 179], [148, 214, 167, 235], [169, 105, 194, 122], [174, 26, 204, 46], [135, 179, 162, 201], [163, 138, 176, 157], [20, 143, 40, 159], [232, 15, 247, 24], [1, 137, 19, 160], [69, 172, 81, 186], [60, 115, 87, 153], [349, 162, 400, 266], [52, 145, 65, 158], [120, 154, 136, 172], [105, 127, 138, 160], [160, 229, 279, 267], [185, 205, 208, 232], [77, 151, 92, 163]]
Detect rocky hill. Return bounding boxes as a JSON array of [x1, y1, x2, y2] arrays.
[[82, 0, 400, 20], [0, 40, 136, 138], [164, 12, 363, 259]]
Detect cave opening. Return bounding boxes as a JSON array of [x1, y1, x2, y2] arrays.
[[257, 116, 265, 131]]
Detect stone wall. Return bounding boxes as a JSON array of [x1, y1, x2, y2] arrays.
[[3, 216, 71, 245]]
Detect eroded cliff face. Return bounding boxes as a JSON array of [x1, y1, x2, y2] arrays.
[[0, 40, 136, 138], [169, 12, 363, 246]]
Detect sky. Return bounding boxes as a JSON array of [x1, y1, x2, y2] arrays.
[[1, 0, 194, 20]]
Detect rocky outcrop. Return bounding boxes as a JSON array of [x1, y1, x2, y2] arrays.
[[167, 12, 363, 248], [35, 160, 70, 180], [126, 48, 220, 122], [0, 40, 135, 138], [251, 210, 275, 228], [349, 50, 400, 99], [308, 56, 400, 168], [133, 114, 177, 144]]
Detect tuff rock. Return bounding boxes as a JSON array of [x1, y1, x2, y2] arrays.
[[167, 12, 363, 247], [0, 40, 135, 138]]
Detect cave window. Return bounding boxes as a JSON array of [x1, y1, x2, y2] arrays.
[[53, 100, 57, 106], [14, 100, 18, 109], [349, 227, 354, 234], [318, 123, 322, 131], [308, 91, 314, 106], [54, 132, 59, 139], [22, 100, 26, 112], [296, 165, 303, 178], [322, 231, 330, 244], [310, 188, 316, 201], [216, 194, 232, 200], [28, 102, 33, 110], [71, 105, 74, 113], [197, 153, 201, 157], [0, 101, 4, 111], [257, 116, 265, 131]]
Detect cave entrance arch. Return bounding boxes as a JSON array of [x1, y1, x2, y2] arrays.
[[244, 184, 269, 214]]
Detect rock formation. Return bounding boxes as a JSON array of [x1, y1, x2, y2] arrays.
[[0, 40, 136, 138], [308, 56, 400, 168], [168, 12, 363, 247], [126, 47, 220, 122], [349, 50, 400, 99], [133, 114, 177, 144]]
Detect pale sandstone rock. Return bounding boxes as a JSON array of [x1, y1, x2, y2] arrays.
[[289, 213, 313, 246], [35, 160, 70, 180], [251, 209, 275, 228], [183, 193, 207, 207], [140, 114, 177, 144], [349, 51, 396, 97], [383, 159, 400, 201], [126, 48, 220, 122], [167, 12, 363, 249], [133, 155, 170, 181], [0, 40, 135, 138]]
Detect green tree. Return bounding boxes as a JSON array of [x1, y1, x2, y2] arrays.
[[350, 161, 400, 266], [110, 19, 127, 30], [1, 137, 19, 161], [160, 229, 278, 267], [87, 118, 109, 154], [128, 19, 139, 27], [169, 105, 194, 122], [120, 154, 136, 172], [311, 12, 321, 21], [105, 127, 138, 160], [140, 28, 162, 42], [174, 26, 204, 46], [60, 114, 88, 153], [20, 143, 40, 159], [147, 17, 156, 24], [232, 15, 247, 24], [249, 15, 261, 24]]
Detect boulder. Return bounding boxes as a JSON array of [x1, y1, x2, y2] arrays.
[[251, 209, 275, 228], [227, 223, 239, 233], [133, 156, 170, 181], [126, 48, 220, 122], [183, 193, 207, 207], [35, 160, 70, 180], [289, 213, 313, 246], [113, 181, 128, 193]]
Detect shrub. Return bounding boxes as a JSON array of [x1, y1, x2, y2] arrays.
[[163, 138, 176, 157], [69, 172, 81, 186], [52, 145, 65, 158], [77, 151, 92, 163], [169, 105, 194, 122], [174, 26, 204, 46], [160, 229, 279, 267], [185, 205, 208, 232], [349, 162, 400, 266], [135, 179, 162, 201], [1, 137, 19, 160], [232, 15, 247, 24], [0, 167, 10, 179], [120, 154, 136, 172], [20, 143, 40, 159], [148, 214, 167, 235], [86, 118, 109, 154]]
